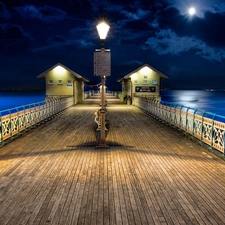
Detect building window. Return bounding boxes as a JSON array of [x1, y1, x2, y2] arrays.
[[58, 80, 63, 85], [143, 80, 148, 84], [152, 80, 157, 85], [133, 80, 139, 84], [67, 80, 73, 87], [48, 80, 53, 85]]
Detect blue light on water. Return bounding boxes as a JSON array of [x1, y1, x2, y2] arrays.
[[161, 90, 225, 117]]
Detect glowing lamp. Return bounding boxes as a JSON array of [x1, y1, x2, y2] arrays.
[[53, 65, 66, 74], [96, 22, 110, 40], [140, 66, 151, 75]]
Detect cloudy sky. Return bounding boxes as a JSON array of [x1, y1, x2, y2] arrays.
[[0, 0, 225, 90]]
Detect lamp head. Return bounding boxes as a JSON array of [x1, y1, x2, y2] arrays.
[[96, 21, 110, 40]]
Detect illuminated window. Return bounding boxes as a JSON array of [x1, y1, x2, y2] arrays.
[[58, 80, 63, 85], [48, 80, 53, 85], [143, 80, 148, 84], [67, 80, 72, 87], [133, 80, 139, 84]]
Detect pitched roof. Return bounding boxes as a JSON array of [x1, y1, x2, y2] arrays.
[[37, 62, 89, 82], [117, 62, 168, 82]]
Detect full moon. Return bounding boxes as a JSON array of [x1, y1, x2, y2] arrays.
[[189, 7, 196, 15]]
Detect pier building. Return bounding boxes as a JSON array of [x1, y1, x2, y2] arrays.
[[37, 62, 89, 104]]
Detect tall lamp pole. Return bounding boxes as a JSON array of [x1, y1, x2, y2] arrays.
[[96, 21, 110, 146]]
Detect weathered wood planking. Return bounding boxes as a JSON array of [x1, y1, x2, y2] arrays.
[[0, 93, 225, 225]]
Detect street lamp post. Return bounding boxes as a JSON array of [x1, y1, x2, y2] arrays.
[[96, 21, 110, 147]]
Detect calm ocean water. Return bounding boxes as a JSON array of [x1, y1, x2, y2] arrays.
[[0, 90, 225, 117], [0, 91, 45, 112]]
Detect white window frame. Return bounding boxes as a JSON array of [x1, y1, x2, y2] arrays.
[[143, 80, 148, 84], [57, 80, 63, 85], [48, 80, 53, 85]]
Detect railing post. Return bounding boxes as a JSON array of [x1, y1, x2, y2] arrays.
[[201, 112, 206, 141], [186, 107, 190, 131], [179, 105, 184, 128], [210, 113, 217, 148], [193, 109, 198, 136], [9, 109, 12, 139], [0, 113, 2, 143]]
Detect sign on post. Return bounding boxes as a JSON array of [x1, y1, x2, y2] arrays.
[[94, 51, 111, 76]]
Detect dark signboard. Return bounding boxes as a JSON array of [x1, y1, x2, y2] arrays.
[[135, 86, 156, 92], [94, 51, 111, 76]]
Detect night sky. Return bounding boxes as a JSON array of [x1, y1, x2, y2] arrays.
[[1, 0, 225, 90]]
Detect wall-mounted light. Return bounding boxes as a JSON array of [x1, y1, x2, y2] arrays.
[[140, 66, 151, 75], [53, 65, 66, 74]]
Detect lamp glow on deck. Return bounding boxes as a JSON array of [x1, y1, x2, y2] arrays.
[[96, 22, 110, 40], [53, 65, 66, 74]]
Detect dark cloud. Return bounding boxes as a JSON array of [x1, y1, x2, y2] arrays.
[[0, 23, 33, 40], [0, 23, 33, 54], [194, 11, 225, 48], [70, 25, 95, 38], [157, 7, 184, 30], [119, 37, 137, 45], [47, 35, 67, 44], [14, 5, 67, 22], [122, 20, 151, 31], [107, 0, 132, 5], [119, 35, 150, 46], [144, 29, 225, 62], [0, 2, 11, 19], [32, 35, 94, 53], [122, 60, 143, 66]]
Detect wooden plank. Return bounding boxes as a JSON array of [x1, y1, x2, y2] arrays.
[[51, 150, 84, 225], [83, 149, 98, 225]]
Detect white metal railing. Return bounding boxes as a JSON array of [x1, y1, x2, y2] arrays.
[[134, 96, 225, 156], [0, 97, 74, 144]]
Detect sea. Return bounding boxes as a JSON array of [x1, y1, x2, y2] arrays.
[[1, 90, 225, 117], [160, 90, 225, 118], [0, 91, 45, 113]]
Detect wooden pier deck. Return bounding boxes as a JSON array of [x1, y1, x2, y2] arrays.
[[0, 93, 225, 225]]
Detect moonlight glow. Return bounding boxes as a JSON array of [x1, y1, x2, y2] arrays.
[[189, 7, 196, 16]]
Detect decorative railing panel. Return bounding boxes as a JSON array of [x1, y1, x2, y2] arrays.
[[134, 96, 225, 155], [0, 97, 74, 144]]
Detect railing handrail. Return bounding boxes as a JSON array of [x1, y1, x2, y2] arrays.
[[0, 96, 73, 116], [0, 101, 46, 116]]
